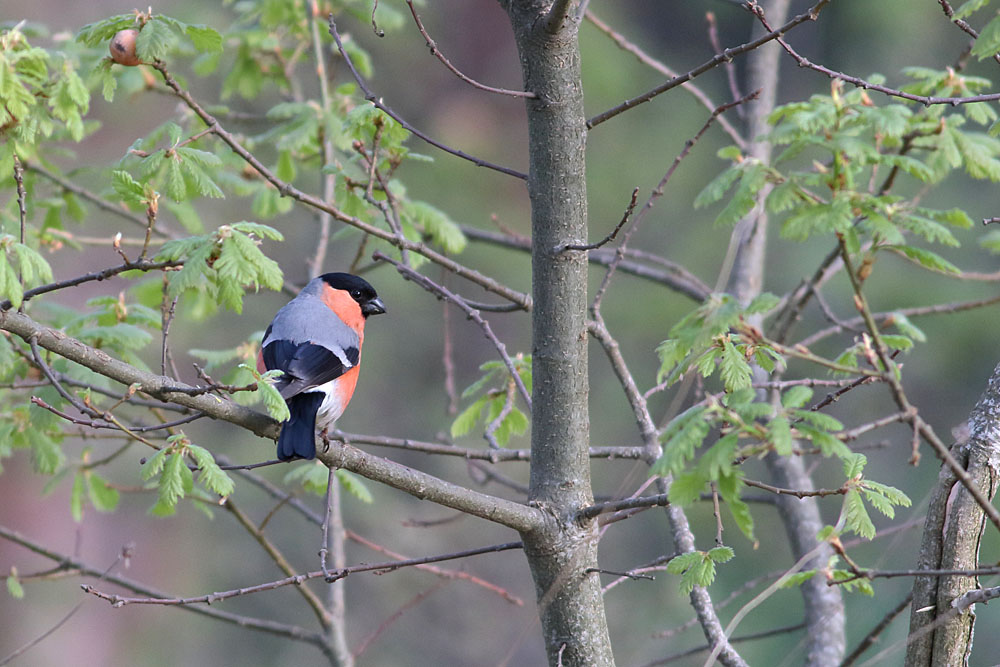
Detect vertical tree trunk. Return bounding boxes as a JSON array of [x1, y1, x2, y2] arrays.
[[905, 363, 1000, 666], [727, 2, 846, 664], [501, 1, 615, 665]]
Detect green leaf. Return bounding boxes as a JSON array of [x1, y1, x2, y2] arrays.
[[135, 20, 175, 61], [842, 452, 867, 479], [112, 170, 146, 205], [451, 395, 487, 438], [708, 546, 735, 563], [971, 13, 1000, 59], [185, 24, 223, 53], [155, 451, 187, 515], [954, 0, 991, 20], [717, 473, 755, 540], [780, 570, 818, 588], [745, 292, 780, 315], [141, 447, 168, 480], [188, 443, 235, 497], [844, 489, 876, 540], [70, 472, 85, 522], [252, 367, 291, 423], [667, 471, 707, 506], [336, 469, 373, 503], [880, 334, 914, 351], [86, 473, 120, 512], [6, 575, 24, 600], [888, 245, 960, 274], [770, 416, 793, 456], [720, 339, 752, 392], [694, 166, 741, 208], [781, 385, 813, 409], [654, 406, 709, 476]]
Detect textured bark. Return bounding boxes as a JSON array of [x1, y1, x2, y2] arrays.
[[905, 363, 1000, 667], [501, 1, 614, 665], [724, 2, 846, 664]]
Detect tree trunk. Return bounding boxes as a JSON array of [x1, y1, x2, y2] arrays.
[[905, 362, 1000, 666], [501, 1, 615, 665]]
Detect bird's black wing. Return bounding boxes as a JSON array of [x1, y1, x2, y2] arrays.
[[262, 338, 360, 399]]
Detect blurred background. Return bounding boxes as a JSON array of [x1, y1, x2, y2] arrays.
[[1, 0, 999, 665]]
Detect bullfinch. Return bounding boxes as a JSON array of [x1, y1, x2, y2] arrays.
[[259, 272, 385, 460]]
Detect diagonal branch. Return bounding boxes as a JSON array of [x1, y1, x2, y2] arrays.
[[586, 0, 830, 128], [327, 16, 527, 180]]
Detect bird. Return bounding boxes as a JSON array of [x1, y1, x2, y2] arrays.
[[258, 272, 385, 460]]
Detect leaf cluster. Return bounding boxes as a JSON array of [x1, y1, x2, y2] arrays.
[[156, 221, 284, 313], [140, 433, 234, 517], [452, 357, 531, 447]]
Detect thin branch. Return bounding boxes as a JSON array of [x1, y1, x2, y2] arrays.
[[752, 2, 1000, 106], [82, 541, 524, 607], [742, 478, 850, 498], [332, 429, 647, 461], [0, 544, 130, 667], [405, 0, 534, 98], [556, 187, 638, 253], [839, 592, 913, 667], [150, 59, 530, 308], [461, 224, 710, 302], [327, 17, 527, 180], [586, 0, 830, 128], [643, 624, 807, 667], [373, 251, 531, 409], [23, 161, 170, 235], [0, 524, 329, 653], [0, 258, 180, 312], [576, 493, 671, 521], [584, 10, 745, 148]]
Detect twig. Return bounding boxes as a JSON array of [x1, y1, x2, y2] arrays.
[[706, 12, 744, 114], [24, 161, 177, 236], [405, 0, 534, 98], [0, 544, 131, 667], [373, 252, 531, 409], [327, 17, 527, 180], [586, 0, 830, 128], [742, 478, 849, 498], [643, 623, 807, 667], [150, 59, 531, 308], [752, 2, 1000, 106], [0, 258, 181, 312], [29, 337, 101, 418], [839, 592, 913, 667], [352, 580, 450, 658], [0, 524, 328, 652], [556, 187, 638, 253], [348, 531, 522, 604], [319, 467, 335, 580], [584, 10, 745, 148], [82, 541, 524, 607], [576, 493, 671, 521], [585, 567, 654, 581]]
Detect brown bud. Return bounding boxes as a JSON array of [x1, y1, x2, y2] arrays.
[[110, 29, 140, 66]]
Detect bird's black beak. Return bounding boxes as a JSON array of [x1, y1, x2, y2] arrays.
[[362, 297, 387, 317]]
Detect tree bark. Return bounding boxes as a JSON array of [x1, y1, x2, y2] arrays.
[[905, 362, 1000, 666], [501, 1, 615, 665], [724, 1, 847, 664]]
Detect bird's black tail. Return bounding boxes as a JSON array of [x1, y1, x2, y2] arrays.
[[277, 392, 324, 460]]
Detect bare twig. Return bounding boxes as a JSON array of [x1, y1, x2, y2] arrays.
[[586, 0, 830, 128], [327, 17, 527, 180], [405, 0, 534, 98], [373, 252, 531, 409], [556, 187, 638, 253]]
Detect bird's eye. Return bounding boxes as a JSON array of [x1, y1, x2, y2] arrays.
[[351, 290, 361, 298]]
